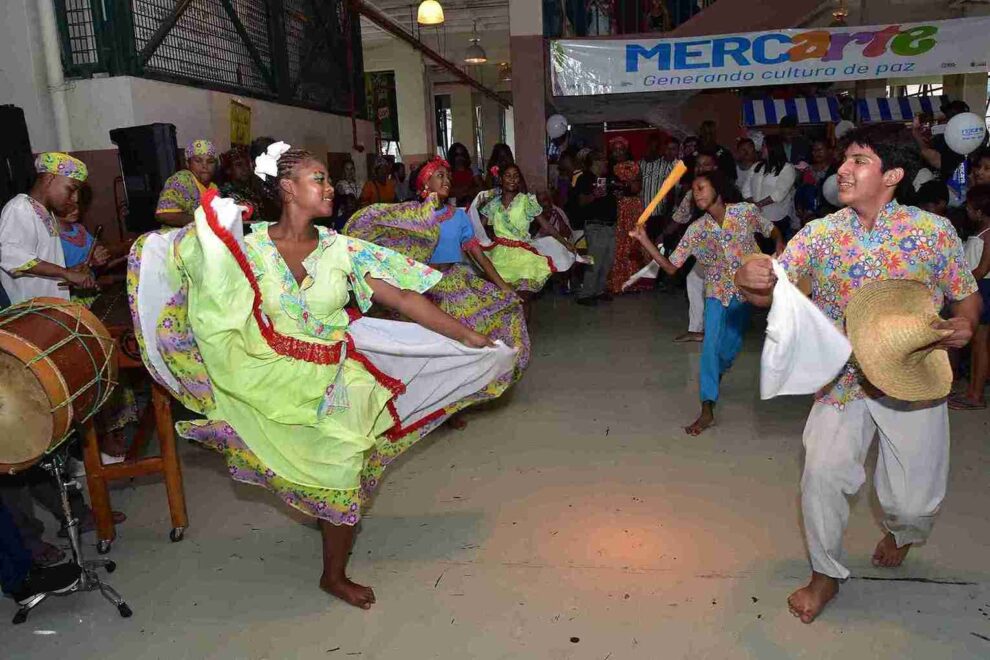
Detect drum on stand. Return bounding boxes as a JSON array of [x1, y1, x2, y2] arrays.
[[0, 298, 117, 474]]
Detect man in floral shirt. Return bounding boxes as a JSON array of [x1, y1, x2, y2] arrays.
[[736, 125, 981, 624], [631, 170, 783, 436]]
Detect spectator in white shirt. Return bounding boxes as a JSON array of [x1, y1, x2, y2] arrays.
[[735, 137, 758, 196], [743, 134, 798, 240]]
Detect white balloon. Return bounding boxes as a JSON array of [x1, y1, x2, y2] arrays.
[[834, 120, 855, 139], [546, 114, 569, 140], [944, 112, 987, 156], [822, 174, 841, 207]]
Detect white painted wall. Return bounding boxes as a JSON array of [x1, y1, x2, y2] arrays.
[[363, 39, 435, 159], [60, 76, 373, 176], [0, 0, 59, 151]]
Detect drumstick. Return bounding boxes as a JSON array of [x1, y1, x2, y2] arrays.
[[636, 161, 688, 227], [84, 225, 104, 265]]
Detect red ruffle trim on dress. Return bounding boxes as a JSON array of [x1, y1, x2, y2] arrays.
[[200, 188, 448, 442]]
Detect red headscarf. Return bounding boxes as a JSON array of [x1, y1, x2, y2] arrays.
[[416, 156, 450, 198]]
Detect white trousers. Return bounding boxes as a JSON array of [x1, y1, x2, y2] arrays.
[[801, 398, 949, 579], [687, 265, 705, 333]]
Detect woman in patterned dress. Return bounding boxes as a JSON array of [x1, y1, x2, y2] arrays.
[[479, 164, 578, 315], [155, 139, 219, 228], [344, 157, 530, 393], [128, 144, 515, 609], [605, 136, 649, 294]]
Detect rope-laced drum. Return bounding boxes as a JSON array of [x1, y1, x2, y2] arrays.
[[0, 298, 117, 474]]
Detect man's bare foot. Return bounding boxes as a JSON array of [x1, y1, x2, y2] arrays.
[[320, 575, 377, 609], [674, 331, 704, 343], [872, 533, 911, 568], [787, 572, 839, 624], [685, 404, 715, 436]]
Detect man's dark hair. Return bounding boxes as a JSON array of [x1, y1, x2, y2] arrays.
[[967, 184, 990, 217], [916, 180, 949, 207], [838, 124, 922, 203], [779, 114, 798, 129], [970, 146, 990, 168], [249, 136, 276, 161], [736, 137, 755, 149], [941, 99, 970, 118], [694, 170, 743, 205]]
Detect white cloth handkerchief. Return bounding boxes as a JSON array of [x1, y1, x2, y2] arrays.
[[760, 259, 852, 399]]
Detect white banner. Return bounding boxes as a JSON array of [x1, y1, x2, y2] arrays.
[[550, 18, 990, 97]]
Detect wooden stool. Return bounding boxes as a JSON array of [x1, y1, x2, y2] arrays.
[[81, 325, 188, 554]]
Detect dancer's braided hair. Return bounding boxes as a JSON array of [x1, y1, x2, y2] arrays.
[[260, 148, 318, 208]]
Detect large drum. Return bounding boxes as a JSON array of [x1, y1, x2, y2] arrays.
[[0, 298, 117, 473]]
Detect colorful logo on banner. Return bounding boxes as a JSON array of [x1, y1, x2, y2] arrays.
[[550, 17, 990, 96], [626, 25, 936, 74]]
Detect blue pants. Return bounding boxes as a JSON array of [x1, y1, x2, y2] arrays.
[[0, 503, 31, 595], [700, 297, 751, 404]]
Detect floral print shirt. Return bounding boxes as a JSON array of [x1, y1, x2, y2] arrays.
[[778, 202, 978, 407], [669, 202, 774, 305]]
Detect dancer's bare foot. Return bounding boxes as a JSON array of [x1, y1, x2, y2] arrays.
[[872, 533, 911, 568], [674, 331, 704, 343], [787, 572, 839, 624], [447, 415, 468, 430], [685, 403, 715, 436], [320, 575, 377, 609]]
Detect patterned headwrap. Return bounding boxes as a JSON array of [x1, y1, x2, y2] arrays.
[[608, 135, 630, 152], [185, 139, 218, 160], [220, 144, 250, 171], [416, 156, 450, 198], [34, 152, 88, 182]]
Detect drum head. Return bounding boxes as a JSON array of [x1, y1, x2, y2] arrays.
[[0, 353, 53, 469]]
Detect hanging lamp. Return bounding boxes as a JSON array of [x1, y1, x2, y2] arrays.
[[417, 0, 444, 26], [464, 21, 488, 65]]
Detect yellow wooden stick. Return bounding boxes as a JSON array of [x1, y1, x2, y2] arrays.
[[636, 160, 688, 227]]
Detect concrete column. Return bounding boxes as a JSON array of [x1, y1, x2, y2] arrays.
[[943, 74, 988, 117], [450, 87, 476, 158], [509, 0, 547, 189], [480, 94, 502, 161]]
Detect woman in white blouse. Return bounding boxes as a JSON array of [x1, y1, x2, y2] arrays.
[[743, 134, 798, 240]]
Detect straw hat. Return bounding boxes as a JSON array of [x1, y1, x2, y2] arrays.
[[844, 280, 953, 401]]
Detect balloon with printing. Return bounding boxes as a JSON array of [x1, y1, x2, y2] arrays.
[[944, 112, 987, 156], [822, 174, 842, 208], [546, 114, 569, 140]]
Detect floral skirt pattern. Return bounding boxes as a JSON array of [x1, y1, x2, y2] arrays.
[[178, 412, 441, 526], [426, 263, 530, 389]]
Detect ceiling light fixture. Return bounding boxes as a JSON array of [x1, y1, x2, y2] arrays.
[[464, 21, 488, 65], [417, 0, 444, 26]]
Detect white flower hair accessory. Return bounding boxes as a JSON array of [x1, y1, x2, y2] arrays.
[[254, 141, 292, 181]]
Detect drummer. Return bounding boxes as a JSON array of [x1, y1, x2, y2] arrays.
[[0, 153, 98, 304], [155, 139, 219, 227]]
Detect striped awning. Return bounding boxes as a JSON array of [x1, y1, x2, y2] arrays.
[[742, 97, 842, 127], [857, 96, 944, 123]]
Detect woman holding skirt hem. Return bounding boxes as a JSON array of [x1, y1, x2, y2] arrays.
[[128, 143, 514, 609]]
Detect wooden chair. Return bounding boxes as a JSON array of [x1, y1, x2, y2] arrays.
[[81, 325, 188, 554]]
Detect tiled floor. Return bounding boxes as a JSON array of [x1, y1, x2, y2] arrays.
[[6, 290, 990, 659]]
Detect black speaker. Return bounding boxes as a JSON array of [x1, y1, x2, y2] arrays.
[[0, 105, 35, 206], [109, 123, 179, 233]]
